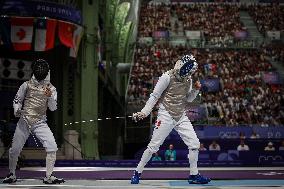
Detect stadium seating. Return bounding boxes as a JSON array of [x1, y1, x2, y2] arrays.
[[248, 4, 284, 35], [128, 43, 284, 125]]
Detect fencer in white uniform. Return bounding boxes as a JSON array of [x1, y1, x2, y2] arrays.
[[3, 59, 64, 184], [131, 55, 211, 184]]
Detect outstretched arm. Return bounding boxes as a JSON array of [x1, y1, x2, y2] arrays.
[[133, 73, 170, 121], [141, 73, 170, 116]]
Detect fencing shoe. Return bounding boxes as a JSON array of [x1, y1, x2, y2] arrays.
[[43, 175, 65, 184], [188, 173, 211, 184], [130, 171, 141, 184], [3, 173, 17, 183]]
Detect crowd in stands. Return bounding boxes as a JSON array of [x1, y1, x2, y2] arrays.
[[128, 43, 284, 126], [138, 4, 171, 37], [127, 43, 185, 105], [138, 3, 246, 39], [138, 3, 283, 39], [131, 2, 284, 126], [262, 43, 284, 65], [248, 4, 284, 35], [172, 4, 245, 39], [198, 49, 284, 126]]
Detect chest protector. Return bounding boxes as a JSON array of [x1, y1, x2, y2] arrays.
[[160, 70, 191, 121], [22, 80, 49, 125]]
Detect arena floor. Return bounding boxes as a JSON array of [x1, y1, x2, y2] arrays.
[[1, 167, 284, 189]]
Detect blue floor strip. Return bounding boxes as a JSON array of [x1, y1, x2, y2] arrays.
[[169, 180, 284, 187]]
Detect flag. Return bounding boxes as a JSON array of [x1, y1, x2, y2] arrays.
[[58, 21, 75, 48], [34, 18, 57, 51], [0, 17, 12, 48], [11, 17, 34, 51], [69, 24, 83, 58], [97, 28, 102, 63], [204, 63, 217, 74], [263, 72, 280, 84]]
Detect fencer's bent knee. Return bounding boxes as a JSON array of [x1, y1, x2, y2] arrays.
[[45, 140, 58, 152], [190, 138, 200, 150], [147, 139, 163, 153], [9, 147, 20, 158], [147, 144, 159, 153]]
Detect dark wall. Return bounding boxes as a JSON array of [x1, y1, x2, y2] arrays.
[[0, 45, 70, 146], [98, 78, 125, 158]]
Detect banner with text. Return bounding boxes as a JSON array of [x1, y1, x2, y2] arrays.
[[0, 0, 82, 24]]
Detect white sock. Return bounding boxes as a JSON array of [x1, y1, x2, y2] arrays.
[[9, 151, 18, 175], [46, 151, 56, 178], [188, 149, 199, 175], [136, 148, 153, 173]]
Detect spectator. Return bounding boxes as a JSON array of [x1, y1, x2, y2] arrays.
[[199, 143, 207, 151], [165, 144, 176, 161], [279, 141, 284, 151], [250, 131, 260, 139], [237, 140, 250, 151], [209, 140, 221, 151], [239, 132, 246, 140], [152, 152, 162, 161], [264, 142, 275, 151]]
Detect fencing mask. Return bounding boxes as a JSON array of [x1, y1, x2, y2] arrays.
[[32, 59, 49, 81], [174, 54, 198, 81]]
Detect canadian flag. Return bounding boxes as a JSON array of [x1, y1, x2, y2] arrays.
[[11, 17, 34, 51]]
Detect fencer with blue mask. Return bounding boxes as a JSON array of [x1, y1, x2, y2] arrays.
[[131, 55, 211, 184]]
